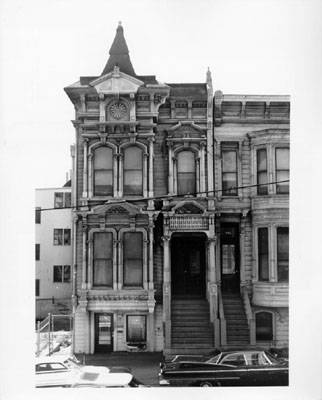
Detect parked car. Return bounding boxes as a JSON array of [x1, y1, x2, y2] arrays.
[[35, 355, 82, 387], [71, 366, 147, 388], [159, 349, 288, 387]]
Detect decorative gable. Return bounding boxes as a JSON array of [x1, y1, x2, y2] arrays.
[[167, 121, 205, 139], [90, 67, 144, 96], [92, 201, 142, 216], [172, 200, 205, 214]]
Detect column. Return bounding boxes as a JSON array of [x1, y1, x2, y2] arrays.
[[113, 238, 118, 290], [196, 158, 200, 195], [118, 154, 123, 198], [87, 237, 93, 289], [148, 138, 154, 197], [88, 154, 93, 197], [143, 235, 148, 290], [173, 158, 177, 194], [118, 235, 123, 289], [82, 139, 88, 198], [113, 153, 118, 198], [143, 153, 148, 198], [200, 143, 206, 196], [239, 215, 247, 287], [162, 235, 171, 349], [148, 217, 154, 290], [82, 217, 88, 289], [99, 94, 105, 122], [168, 145, 173, 195]]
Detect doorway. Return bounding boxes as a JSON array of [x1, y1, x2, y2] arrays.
[[94, 313, 113, 353], [220, 223, 240, 292], [171, 233, 206, 297]]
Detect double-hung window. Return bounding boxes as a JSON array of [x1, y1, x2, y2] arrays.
[[275, 148, 289, 194], [54, 192, 71, 208], [123, 147, 143, 195], [277, 227, 289, 282], [53, 229, 71, 245], [257, 149, 268, 195], [123, 232, 143, 287], [258, 228, 269, 281], [94, 147, 113, 196], [93, 232, 113, 287], [222, 143, 238, 196], [177, 150, 196, 195], [53, 265, 71, 283]]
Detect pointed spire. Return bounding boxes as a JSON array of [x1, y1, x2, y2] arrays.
[[206, 67, 212, 86], [101, 22, 136, 77]]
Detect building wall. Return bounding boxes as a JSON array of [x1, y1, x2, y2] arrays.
[[35, 187, 72, 319]]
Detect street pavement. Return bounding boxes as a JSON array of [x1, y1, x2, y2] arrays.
[[76, 352, 163, 386]]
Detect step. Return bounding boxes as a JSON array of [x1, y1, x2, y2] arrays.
[[170, 343, 215, 349], [172, 332, 213, 338]]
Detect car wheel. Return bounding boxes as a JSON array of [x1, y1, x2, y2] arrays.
[[199, 381, 213, 387]]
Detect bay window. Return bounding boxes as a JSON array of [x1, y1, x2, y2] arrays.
[[275, 148, 289, 194], [257, 149, 268, 195]]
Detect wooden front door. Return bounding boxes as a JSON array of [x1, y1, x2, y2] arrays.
[[220, 224, 240, 292], [94, 314, 113, 353]]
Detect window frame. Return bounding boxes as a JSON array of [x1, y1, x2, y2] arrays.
[[53, 229, 71, 246], [256, 148, 268, 195], [92, 231, 114, 288], [258, 227, 269, 281], [54, 192, 71, 208], [126, 315, 147, 345], [53, 265, 71, 283], [123, 146, 144, 196], [277, 226, 289, 282], [123, 231, 144, 288], [275, 147, 290, 194], [93, 146, 114, 197], [221, 143, 238, 196], [176, 150, 197, 196]]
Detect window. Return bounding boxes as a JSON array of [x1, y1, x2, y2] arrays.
[[258, 228, 269, 281], [126, 315, 146, 344], [275, 148, 289, 194], [123, 147, 143, 195], [257, 149, 268, 195], [53, 265, 71, 282], [277, 227, 289, 282], [256, 312, 273, 341], [36, 279, 40, 296], [94, 147, 113, 196], [222, 145, 238, 196], [35, 244, 40, 261], [54, 192, 71, 208], [221, 353, 246, 367], [93, 232, 113, 287], [123, 232, 143, 287], [35, 207, 41, 224], [177, 151, 196, 195], [53, 229, 71, 245]]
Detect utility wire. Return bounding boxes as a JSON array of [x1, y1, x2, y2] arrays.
[[36, 179, 289, 212]]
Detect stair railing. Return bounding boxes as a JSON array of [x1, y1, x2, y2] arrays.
[[218, 287, 227, 346], [241, 287, 256, 345]]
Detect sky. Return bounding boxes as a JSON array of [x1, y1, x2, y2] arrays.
[[1, 0, 322, 399]]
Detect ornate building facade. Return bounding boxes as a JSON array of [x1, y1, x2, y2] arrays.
[[65, 23, 289, 355]]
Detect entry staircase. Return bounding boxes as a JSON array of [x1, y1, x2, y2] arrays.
[[170, 296, 214, 355], [221, 291, 250, 347]]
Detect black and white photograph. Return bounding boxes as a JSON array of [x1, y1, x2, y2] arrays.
[[1, 0, 322, 399]]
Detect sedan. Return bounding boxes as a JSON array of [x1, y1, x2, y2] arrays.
[[159, 349, 288, 387]]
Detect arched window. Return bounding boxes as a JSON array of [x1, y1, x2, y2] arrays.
[[123, 146, 143, 195], [93, 147, 113, 196], [177, 150, 196, 195], [256, 312, 273, 341]]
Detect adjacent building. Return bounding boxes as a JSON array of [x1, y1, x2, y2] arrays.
[[64, 23, 289, 355], [35, 183, 73, 320]]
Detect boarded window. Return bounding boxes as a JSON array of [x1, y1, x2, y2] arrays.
[[276, 148, 289, 194], [94, 147, 113, 196], [177, 151, 196, 195], [123, 147, 143, 195], [123, 232, 143, 287], [258, 228, 269, 281], [257, 149, 268, 195], [127, 315, 146, 344], [35, 207, 41, 224], [256, 312, 273, 341], [93, 232, 113, 287], [277, 227, 289, 282], [222, 148, 237, 195]]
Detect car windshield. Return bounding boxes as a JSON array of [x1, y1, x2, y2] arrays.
[[264, 351, 281, 364], [206, 354, 221, 364]]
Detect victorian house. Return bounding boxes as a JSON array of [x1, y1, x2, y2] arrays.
[[64, 23, 289, 355]]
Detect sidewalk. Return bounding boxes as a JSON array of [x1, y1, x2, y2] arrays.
[[76, 352, 163, 386]]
